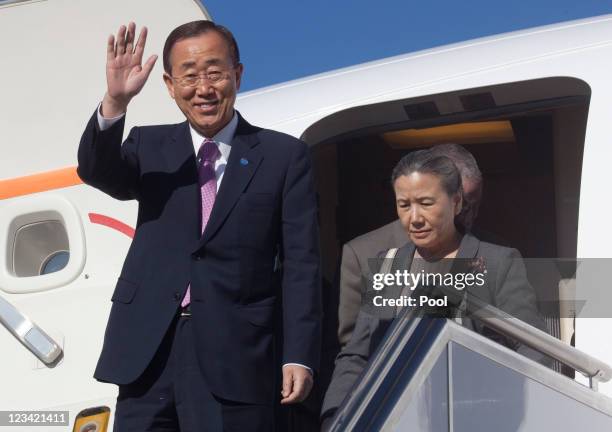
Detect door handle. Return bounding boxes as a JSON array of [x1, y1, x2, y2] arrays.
[[0, 295, 63, 366]]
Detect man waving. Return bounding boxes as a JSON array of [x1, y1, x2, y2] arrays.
[[78, 21, 321, 431]]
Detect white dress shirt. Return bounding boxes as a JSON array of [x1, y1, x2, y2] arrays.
[[97, 106, 235, 190]]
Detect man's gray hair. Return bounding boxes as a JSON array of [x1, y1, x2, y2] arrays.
[[430, 143, 482, 185], [429, 143, 482, 231]]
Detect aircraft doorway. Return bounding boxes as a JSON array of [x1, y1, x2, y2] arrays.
[[305, 77, 590, 355]]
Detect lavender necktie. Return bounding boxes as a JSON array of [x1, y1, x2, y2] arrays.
[[181, 139, 220, 307]]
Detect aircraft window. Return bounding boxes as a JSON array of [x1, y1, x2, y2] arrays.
[[12, 220, 70, 277], [0, 196, 85, 293]]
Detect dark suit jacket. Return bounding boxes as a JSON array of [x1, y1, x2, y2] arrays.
[[77, 110, 321, 405], [337, 220, 407, 348], [322, 233, 546, 418]]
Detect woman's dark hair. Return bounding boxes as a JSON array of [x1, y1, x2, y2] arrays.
[[163, 20, 240, 74], [391, 149, 462, 197]]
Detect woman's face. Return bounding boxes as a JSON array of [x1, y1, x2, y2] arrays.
[[394, 172, 461, 255]]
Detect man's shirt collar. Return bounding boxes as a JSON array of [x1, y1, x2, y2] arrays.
[[188, 111, 238, 162]]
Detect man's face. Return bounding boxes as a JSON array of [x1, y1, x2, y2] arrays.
[[163, 31, 243, 137]]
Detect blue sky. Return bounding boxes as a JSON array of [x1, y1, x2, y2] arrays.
[[202, 0, 612, 92]]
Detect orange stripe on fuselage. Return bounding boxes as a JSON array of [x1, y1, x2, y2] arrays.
[[0, 167, 83, 200]]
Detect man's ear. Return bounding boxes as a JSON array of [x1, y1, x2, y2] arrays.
[[454, 193, 463, 216], [163, 73, 176, 99], [234, 63, 244, 91]]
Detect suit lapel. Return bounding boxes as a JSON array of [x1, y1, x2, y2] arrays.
[[451, 233, 490, 303], [162, 122, 202, 243], [163, 121, 197, 175], [455, 233, 480, 261], [199, 115, 263, 246], [450, 233, 480, 279]]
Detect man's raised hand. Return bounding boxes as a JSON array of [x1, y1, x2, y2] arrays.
[[102, 22, 158, 118]]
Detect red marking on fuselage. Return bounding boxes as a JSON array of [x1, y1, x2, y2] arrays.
[[89, 213, 135, 238]]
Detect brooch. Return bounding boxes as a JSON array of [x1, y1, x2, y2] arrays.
[[469, 256, 487, 274]]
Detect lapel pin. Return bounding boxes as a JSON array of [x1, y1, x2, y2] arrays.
[[240, 158, 249, 166]]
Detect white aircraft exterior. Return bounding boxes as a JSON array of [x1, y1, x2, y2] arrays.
[[1, 0, 612, 429]]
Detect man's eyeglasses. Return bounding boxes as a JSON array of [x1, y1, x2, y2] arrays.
[[171, 70, 231, 88]]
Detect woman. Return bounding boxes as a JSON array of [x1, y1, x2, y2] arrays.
[[321, 149, 547, 425]]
